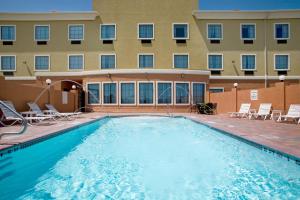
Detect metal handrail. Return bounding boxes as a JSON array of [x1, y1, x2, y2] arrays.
[[0, 100, 28, 139]]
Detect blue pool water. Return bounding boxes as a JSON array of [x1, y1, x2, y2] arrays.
[[0, 116, 299, 199]]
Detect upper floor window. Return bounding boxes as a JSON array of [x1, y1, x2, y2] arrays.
[[241, 24, 256, 40], [0, 25, 16, 41], [100, 24, 116, 40], [100, 54, 116, 69], [274, 54, 289, 71], [138, 24, 154, 40], [138, 54, 154, 69], [68, 24, 84, 41], [173, 23, 188, 39], [208, 54, 223, 70], [275, 23, 289, 39], [68, 54, 84, 70], [34, 25, 50, 41], [35, 55, 50, 71], [207, 24, 222, 40], [241, 54, 256, 70], [173, 54, 189, 69], [0, 55, 16, 71]]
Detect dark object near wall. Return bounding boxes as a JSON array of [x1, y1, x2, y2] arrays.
[[197, 103, 217, 115]]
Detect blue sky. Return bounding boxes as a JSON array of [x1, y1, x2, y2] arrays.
[[0, 0, 299, 12]]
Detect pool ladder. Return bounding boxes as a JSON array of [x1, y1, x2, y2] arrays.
[[0, 100, 28, 139]]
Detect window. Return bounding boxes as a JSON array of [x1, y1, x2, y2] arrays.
[[103, 82, 117, 105], [100, 54, 116, 69], [192, 83, 205, 104], [87, 83, 100, 105], [207, 24, 222, 40], [274, 54, 289, 71], [138, 24, 154, 40], [35, 55, 50, 71], [68, 25, 84, 41], [100, 24, 116, 40], [275, 23, 289, 39], [241, 24, 256, 40], [175, 82, 189, 105], [173, 23, 188, 39], [0, 25, 16, 41], [138, 82, 154, 105], [138, 54, 154, 69], [209, 88, 224, 93], [173, 54, 189, 69], [208, 54, 223, 70], [34, 25, 49, 41], [120, 82, 135, 105], [68, 55, 84, 70], [241, 55, 256, 70], [0, 55, 16, 71], [157, 82, 172, 105]]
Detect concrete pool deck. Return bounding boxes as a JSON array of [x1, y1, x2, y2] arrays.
[[0, 113, 300, 160]]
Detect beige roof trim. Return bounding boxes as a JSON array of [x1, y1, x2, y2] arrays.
[[34, 69, 210, 77], [0, 11, 98, 21], [193, 10, 300, 20], [210, 75, 300, 80], [4, 76, 37, 80]]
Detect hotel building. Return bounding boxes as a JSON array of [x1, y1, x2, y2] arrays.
[[0, 0, 299, 112]]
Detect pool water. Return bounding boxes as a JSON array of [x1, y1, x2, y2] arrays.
[[0, 116, 299, 199]]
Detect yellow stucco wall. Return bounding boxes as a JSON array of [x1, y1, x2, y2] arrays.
[[0, 0, 299, 77]]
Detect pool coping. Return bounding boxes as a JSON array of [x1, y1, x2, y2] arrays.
[[0, 113, 299, 164]]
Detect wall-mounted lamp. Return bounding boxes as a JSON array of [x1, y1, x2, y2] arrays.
[[233, 82, 238, 88], [72, 85, 77, 90], [279, 75, 286, 82], [46, 78, 52, 86]]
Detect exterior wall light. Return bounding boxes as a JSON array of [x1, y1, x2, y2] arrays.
[[46, 78, 52, 86], [72, 85, 77, 90], [233, 82, 238, 88], [279, 75, 286, 82]]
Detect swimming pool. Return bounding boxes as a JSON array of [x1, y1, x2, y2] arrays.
[[0, 116, 299, 199]]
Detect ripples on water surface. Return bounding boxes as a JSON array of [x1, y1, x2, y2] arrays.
[[0, 117, 299, 199]]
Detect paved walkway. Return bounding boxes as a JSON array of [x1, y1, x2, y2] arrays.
[[1, 113, 300, 159]]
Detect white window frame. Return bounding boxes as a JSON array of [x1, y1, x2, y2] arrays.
[[156, 81, 173, 106], [34, 54, 50, 72], [137, 81, 155, 106], [119, 81, 136, 106], [0, 55, 16, 72], [274, 23, 290, 40], [240, 54, 256, 71], [172, 23, 189, 40], [86, 82, 101, 105], [0, 25, 16, 41], [137, 23, 155, 40], [102, 81, 118, 106], [68, 24, 84, 41], [207, 53, 224, 70], [209, 87, 224, 93], [207, 23, 223, 40], [68, 54, 84, 71], [137, 53, 155, 69], [191, 82, 206, 105], [99, 53, 117, 69], [174, 81, 190, 106], [274, 53, 290, 71], [34, 24, 50, 41], [240, 23, 256, 40], [173, 53, 189, 69], [100, 23, 117, 41]]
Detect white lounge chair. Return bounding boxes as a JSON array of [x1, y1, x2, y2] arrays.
[[229, 103, 251, 118], [45, 104, 81, 118], [277, 104, 300, 123], [249, 103, 272, 120], [0, 101, 52, 125], [27, 102, 57, 120]]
